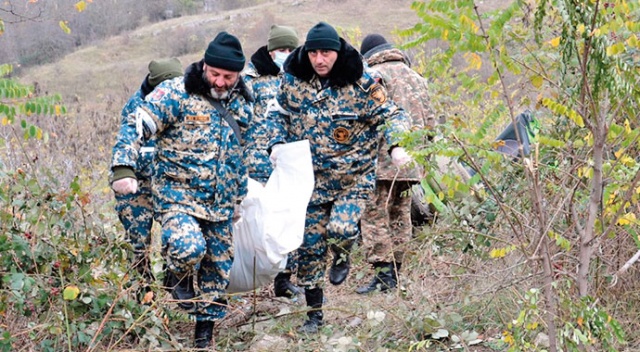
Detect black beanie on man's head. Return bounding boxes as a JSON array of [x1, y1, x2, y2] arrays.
[[304, 21, 341, 52], [204, 31, 246, 72], [360, 33, 389, 57]]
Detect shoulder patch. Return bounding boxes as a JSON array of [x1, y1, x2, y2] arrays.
[[370, 83, 387, 104], [147, 87, 167, 102]]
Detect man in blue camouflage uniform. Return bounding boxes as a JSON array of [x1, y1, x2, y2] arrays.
[[114, 58, 183, 294], [243, 24, 304, 299], [267, 22, 412, 333], [110, 31, 253, 348]]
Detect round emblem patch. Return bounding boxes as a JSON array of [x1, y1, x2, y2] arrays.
[[370, 83, 387, 104], [333, 127, 351, 143]]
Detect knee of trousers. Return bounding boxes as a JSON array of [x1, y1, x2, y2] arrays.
[[166, 236, 207, 268]]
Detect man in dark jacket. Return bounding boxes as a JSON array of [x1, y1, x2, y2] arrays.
[[267, 22, 411, 333], [111, 31, 253, 348]]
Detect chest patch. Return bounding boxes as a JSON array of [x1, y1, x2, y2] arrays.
[[333, 127, 351, 143], [370, 83, 387, 105], [186, 115, 210, 123]]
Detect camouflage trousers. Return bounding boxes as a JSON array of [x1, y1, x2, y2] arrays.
[[296, 197, 367, 288], [114, 183, 154, 274], [160, 212, 234, 322], [360, 180, 413, 264]]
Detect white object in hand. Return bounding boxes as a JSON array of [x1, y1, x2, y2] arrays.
[[112, 177, 138, 195]]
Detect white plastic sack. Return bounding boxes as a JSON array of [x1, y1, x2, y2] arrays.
[[227, 140, 314, 293]]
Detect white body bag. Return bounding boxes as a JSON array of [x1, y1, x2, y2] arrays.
[[227, 140, 314, 293]]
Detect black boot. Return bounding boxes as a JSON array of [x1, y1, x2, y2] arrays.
[[297, 287, 324, 334], [194, 320, 214, 348], [274, 272, 303, 298], [329, 244, 351, 285], [163, 271, 195, 310], [355, 262, 400, 294]]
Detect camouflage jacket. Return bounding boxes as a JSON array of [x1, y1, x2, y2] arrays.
[[111, 60, 254, 222], [242, 45, 283, 183], [365, 47, 435, 181], [268, 38, 410, 205], [120, 87, 156, 183]]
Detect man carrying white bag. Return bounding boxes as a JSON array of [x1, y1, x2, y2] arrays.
[[227, 140, 314, 293]]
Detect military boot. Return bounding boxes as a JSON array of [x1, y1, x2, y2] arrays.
[[274, 272, 303, 298], [297, 287, 324, 334], [163, 270, 195, 310], [355, 262, 401, 294], [194, 320, 215, 348], [328, 244, 352, 285]]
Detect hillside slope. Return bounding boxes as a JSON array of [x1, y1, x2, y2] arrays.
[[17, 0, 420, 112]]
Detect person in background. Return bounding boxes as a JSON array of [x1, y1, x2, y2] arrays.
[[114, 57, 183, 297], [242, 24, 303, 299], [110, 31, 253, 348], [357, 33, 435, 294], [267, 22, 411, 333]]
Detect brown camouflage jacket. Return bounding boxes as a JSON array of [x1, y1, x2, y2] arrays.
[[366, 48, 435, 181]]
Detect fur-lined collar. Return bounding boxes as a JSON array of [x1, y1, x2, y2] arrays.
[[184, 59, 254, 103], [283, 38, 363, 88], [248, 45, 281, 77]]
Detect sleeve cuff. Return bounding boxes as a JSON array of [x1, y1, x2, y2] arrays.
[[111, 166, 136, 182]]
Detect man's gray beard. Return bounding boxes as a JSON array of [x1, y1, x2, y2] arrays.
[[209, 88, 229, 100]]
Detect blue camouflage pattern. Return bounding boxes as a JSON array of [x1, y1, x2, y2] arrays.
[[267, 39, 410, 288], [111, 60, 254, 321], [242, 54, 281, 184], [296, 198, 366, 287], [161, 212, 233, 320], [111, 77, 251, 222], [114, 89, 156, 257]]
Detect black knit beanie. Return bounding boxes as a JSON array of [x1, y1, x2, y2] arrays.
[[304, 22, 341, 52], [360, 34, 388, 57], [204, 31, 246, 72]]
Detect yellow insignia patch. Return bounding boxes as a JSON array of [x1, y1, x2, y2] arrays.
[[370, 83, 387, 104], [186, 115, 210, 123], [333, 127, 351, 143]]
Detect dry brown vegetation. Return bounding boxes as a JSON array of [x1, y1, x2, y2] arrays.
[[6, 0, 640, 351]]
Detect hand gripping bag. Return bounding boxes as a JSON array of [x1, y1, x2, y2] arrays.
[[227, 140, 314, 293]]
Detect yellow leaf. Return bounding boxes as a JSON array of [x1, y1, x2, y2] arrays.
[[63, 286, 80, 300], [36, 128, 42, 140], [606, 43, 626, 56], [442, 29, 449, 40], [59, 21, 71, 34], [627, 34, 639, 48], [549, 37, 561, 47], [75, 1, 87, 12], [530, 75, 543, 88], [614, 149, 624, 159], [1, 117, 8, 125], [464, 52, 482, 70], [617, 212, 636, 225], [492, 140, 506, 149], [55, 105, 62, 116], [460, 14, 479, 33], [577, 317, 584, 327], [577, 24, 585, 35], [625, 119, 631, 133]]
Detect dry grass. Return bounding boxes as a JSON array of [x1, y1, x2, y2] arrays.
[[11, 1, 638, 351]]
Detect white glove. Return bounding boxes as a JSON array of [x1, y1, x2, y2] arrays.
[[269, 143, 284, 167], [112, 177, 138, 195], [391, 147, 412, 167]]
